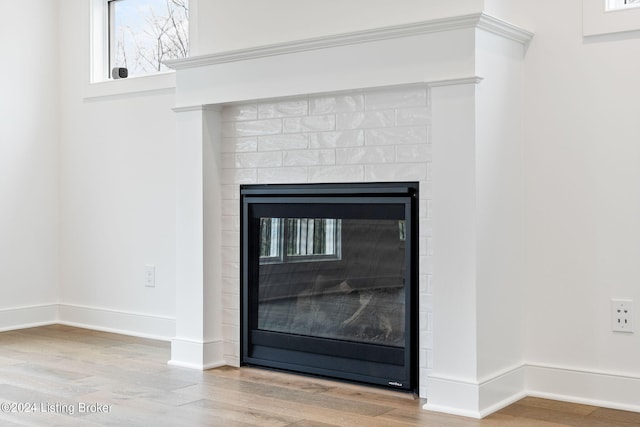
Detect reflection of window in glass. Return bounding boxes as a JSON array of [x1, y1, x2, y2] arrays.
[[259, 218, 281, 258], [398, 220, 406, 241], [259, 218, 341, 264], [606, 0, 640, 10], [108, 0, 189, 77]]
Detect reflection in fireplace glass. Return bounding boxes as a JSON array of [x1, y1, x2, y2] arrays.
[[259, 218, 340, 263], [257, 218, 405, 347]]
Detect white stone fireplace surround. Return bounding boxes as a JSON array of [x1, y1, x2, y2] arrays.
[[167, 13, 532, 419]]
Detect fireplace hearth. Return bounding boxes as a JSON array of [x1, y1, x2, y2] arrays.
[[241, 182, 418, 391]]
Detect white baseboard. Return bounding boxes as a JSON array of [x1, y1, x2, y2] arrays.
[[426, 363, 640, 418], [424, 364, 526, 419], [478, 365, 528, 417], [57, 304, 175, 341], [0, 304, 175, 341], [526, 363, 640, 414], [423, 375, 483, 418], [169, 337, 226, 370], [0, 304, 58, 332]]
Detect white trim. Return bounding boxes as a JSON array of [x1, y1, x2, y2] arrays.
[[480, 391, 529, 418], [424, 364, 527, 419], [57, 304, 175, 341], [478, 366, 527, 417], [476, 14, 534, 47], [167, 20, 520, 106], [171, 78, 483, 113], [528, 390, 640, 414], [167, 359, 226, 370], [423, 375, 482, 418], [169, 338, 225, 370], [526, 363, 640, 413], [0, 304, 175, 341], [426, 363, 640, 418], [166, 13, 532, 71], [0, 304, 58, 332], [83, 71, 176, 99], [172, 104, 221, 113], [424, 404, 482, 419], [89, 0, 108, 84], [477, 363, 526, 385], [427, 77, 484, 88], [527, 362, 640, 388], [173, 105, 205, 113]]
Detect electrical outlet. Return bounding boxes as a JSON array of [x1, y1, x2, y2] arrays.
[[145, 265, 156, 288], [611, 299, 633, 333]]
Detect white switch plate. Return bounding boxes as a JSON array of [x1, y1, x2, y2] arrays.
[[145, 265, 156, 288]]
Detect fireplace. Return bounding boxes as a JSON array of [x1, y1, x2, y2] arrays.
[[169, 12, 531, 417], [241, 182, 418, 391]]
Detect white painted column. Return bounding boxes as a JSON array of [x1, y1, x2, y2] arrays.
[[425, 82, 480, 417], [426, 72, 527, 418], [170, 106, 225, 369]]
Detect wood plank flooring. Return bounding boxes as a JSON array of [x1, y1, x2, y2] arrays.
[[0, 325, 638, 426]]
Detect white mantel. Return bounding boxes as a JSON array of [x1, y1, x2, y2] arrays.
[[167, 12, 532, 419], [168, 13, 531, 107]]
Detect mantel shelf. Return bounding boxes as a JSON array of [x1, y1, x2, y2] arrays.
[[166, 13, 533, 71]]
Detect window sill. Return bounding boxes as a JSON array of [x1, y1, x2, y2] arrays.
[[583, 0, 640, 36], [83, 71, 176, 99]]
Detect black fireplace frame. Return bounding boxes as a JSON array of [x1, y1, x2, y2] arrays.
[[240, 182, 418, 392]]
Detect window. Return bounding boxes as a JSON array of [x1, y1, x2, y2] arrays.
[[259, 218, 341, 264], [108, 0, 189, 77], [583, 0, 640, 36], [91, 0, 188, 83], [606, 0, 640, 10]]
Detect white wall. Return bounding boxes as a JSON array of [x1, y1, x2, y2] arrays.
[[193, 0, 484, 54], [0, 1, 59, 328], [57, 1, 178, 339], [520, 0, 640, 407]]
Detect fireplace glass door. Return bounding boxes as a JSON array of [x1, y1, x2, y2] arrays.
[[241, 183, 417, 391]]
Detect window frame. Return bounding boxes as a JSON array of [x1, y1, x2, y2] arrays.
[[90, 0, 110, 83], [107, 0, 117, 77], [606, 0, 640, 11], [87, 0, 192, 98], [583, 0, 640, 36]]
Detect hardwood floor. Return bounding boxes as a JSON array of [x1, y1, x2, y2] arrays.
[[0, 325, 638, 426]]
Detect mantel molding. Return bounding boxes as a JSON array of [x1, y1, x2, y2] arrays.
[[476, 13, 534, 46], [169, 77, 484, 111], [166, 13, 533, 71], [427, 76, 484, 87]]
